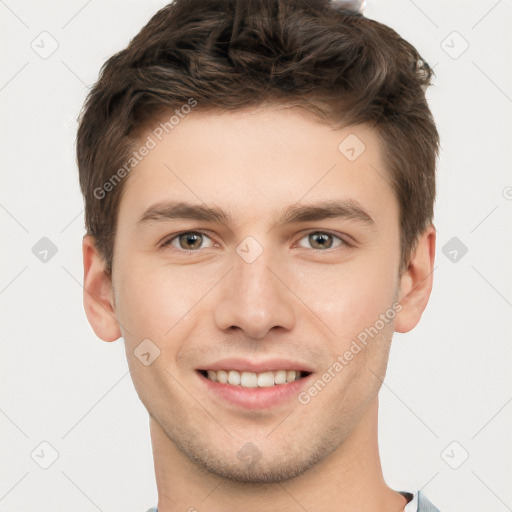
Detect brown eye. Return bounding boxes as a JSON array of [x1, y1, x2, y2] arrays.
[[309, 232, 333, 249], [162, 231, 215, 251], [178, 232, 203, 250], [297, 231, 345, 251]]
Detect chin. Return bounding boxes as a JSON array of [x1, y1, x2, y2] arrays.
[[192, 454, 319, 484], [173, 432, 340, 484]]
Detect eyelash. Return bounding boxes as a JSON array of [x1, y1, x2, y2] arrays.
[[159, 230, 351, 254]]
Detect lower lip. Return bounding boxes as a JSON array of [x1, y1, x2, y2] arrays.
[[197, 371, 312, 410]]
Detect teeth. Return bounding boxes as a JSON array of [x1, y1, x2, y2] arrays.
[[228, 370, 241, 385], [203, 369, 304, 387], [257, 371, 274, 387], [241, 371, 258, 388], [274, 370, 287, 384]]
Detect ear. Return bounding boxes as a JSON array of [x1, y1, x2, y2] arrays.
[[395, 224, 436, 333], [82, 235, 121, 342]]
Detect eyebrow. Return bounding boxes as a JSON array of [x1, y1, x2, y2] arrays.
[[137, 199, 375, 228]]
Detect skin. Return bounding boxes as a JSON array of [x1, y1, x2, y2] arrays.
[[83, 106, 435, 512]]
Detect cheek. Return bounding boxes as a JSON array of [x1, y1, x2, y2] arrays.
[[291, 253, 398, 344], [113, 256, 223, 345]]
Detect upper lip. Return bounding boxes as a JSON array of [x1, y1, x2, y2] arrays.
[[198, 357, 314, 373]]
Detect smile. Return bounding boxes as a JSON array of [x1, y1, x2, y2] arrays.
[[198, 369, 310, 388]]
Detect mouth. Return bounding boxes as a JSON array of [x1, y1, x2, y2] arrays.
[[197, 369, 312, 388], [195, 357, 314, 410], [195, 365, 313, 410]]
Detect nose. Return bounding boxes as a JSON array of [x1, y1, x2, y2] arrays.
[[214, 251, 297, 340]]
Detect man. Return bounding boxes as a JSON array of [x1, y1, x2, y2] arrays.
[[76, 0, 441, 510]]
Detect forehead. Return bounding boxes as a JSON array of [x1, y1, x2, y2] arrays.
[[118, 106, 398, 229]]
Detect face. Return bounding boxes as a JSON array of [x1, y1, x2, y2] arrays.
[[105, 107, 405, 482]]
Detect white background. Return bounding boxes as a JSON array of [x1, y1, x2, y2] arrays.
[[1, 1, 511, 511]]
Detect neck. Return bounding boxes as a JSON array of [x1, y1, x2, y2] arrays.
[[150, 397, 407, 512]]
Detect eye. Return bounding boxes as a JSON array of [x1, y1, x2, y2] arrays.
[[160, 230, 349, 254], [161, 231, 215, 251], [296, 231, 346, 251]]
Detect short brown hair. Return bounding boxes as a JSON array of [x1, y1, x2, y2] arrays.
[[76, 0, 439, 275]]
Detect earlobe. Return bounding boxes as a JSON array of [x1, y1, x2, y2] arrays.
[[394, 224, 436, 333], [82, 235, 122, 342]]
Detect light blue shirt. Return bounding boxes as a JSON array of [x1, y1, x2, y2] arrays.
[[404, 490, 441, 511]]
